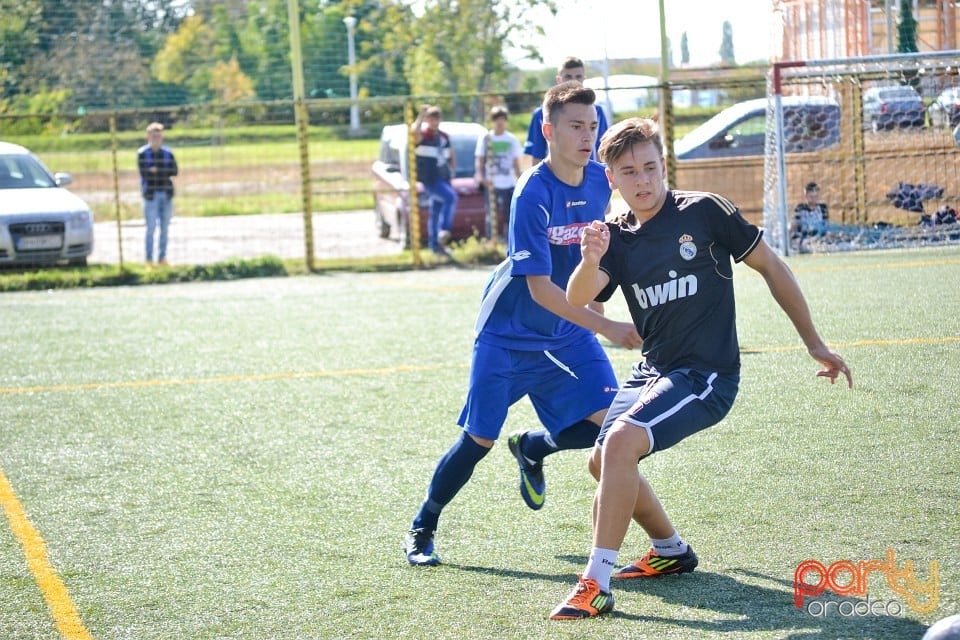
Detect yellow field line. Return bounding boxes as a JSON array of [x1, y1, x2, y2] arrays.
[[0, 336, 957, 396], [0, 468, 94, 640], [0, 364, 450, 395], [731, 335, 960, 354], [790, 257, 960, 273]]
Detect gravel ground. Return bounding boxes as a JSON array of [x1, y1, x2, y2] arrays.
[[92, 210, 403, 265]]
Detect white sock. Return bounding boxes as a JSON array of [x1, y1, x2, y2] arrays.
[[651, 533, 688, 557], [583, 547, 619, 592]]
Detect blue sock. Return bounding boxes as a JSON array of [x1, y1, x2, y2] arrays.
[[411, 431, 490, 531], [520, 420, 600, 463]]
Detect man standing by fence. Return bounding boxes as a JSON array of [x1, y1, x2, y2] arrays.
[[412, 105, 457, 257], [474, 105, 523, 241], [138, 122, 178, 266]]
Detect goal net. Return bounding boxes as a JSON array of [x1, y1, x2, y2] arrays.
[[763, 51, 960, 254]]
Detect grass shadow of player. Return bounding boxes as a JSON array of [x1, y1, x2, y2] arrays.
[[608, 567, 929, 638]]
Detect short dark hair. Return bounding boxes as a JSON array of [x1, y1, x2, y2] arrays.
[[559, 57, 585, 73], [490, 105, 509, 120], [805, 181, 820, 192], [598, 117, 664, 165], [542, 81, 596, 125]]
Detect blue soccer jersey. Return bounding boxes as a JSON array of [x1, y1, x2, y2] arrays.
[[596, 190, 763, 374], [474, 161, 612, 351]]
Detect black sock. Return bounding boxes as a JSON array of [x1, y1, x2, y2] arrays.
[[411, 431, 490, 531], [520, 420, 600, 463]]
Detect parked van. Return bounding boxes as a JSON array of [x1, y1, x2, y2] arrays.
[[673, 96, 841, 222]]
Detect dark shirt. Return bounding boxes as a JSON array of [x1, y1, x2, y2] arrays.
[[793, 202, 828, 236], [596, 190, 762, 374], [138, 144, 178, 200], [414, 127, 452, 187]]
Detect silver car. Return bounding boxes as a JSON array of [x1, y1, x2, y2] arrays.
[[0, 141, 93, 267], [927, 87, 960, 129]]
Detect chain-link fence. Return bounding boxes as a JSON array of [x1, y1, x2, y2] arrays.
[[3, 70, 958, 268]]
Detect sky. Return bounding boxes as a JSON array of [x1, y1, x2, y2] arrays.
[[508, 0, 777, 70]]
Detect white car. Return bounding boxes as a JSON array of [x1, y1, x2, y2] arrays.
[[0, 141, 93, 267]]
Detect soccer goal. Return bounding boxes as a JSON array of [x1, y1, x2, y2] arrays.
[[763, 51, 960, 254]]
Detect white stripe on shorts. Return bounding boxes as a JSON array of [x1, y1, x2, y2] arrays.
[[543, 350, 579, 380], [626, 371, 718, 429]]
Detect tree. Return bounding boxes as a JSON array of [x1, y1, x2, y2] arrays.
[[209, 58, 255, 103], [719, 20, 736, 65], [239, 0, 292, 101], [681, 32, 690, 66], [896, 0, 919, 53], [0, 0, 43, 102], [1, 0, 183, 110], [364, 0, 556, 110], [152, 15, 218, 102]]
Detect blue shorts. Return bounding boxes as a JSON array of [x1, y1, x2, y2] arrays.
[[597, 362, 739, 457], [458, 336, 619, 440]]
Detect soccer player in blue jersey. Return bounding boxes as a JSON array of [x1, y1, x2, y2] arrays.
[[550, 117, 853, 619], [403, 82, 643, 566], [525, 57, 609, 164]]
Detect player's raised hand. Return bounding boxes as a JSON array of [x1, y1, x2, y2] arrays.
[[580, 220, 610, 265]]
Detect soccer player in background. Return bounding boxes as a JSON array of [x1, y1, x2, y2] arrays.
[[402, 82, 642, 566], [550, 117, 853, 619], [524, 57, 609, 164], [791, 181, 829, 252]]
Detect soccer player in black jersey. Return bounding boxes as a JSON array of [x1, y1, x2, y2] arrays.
[[550, 117, 853, 620]]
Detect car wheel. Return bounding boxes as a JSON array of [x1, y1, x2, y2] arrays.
[[373, 198, 392, 240], [398, 213, 411, 250]]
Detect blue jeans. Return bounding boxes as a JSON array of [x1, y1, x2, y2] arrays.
[[425, 180, 457, 251], [144, 192, 173, 262]]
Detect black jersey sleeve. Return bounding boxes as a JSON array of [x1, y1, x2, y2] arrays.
[[700, 194, 763, 262]]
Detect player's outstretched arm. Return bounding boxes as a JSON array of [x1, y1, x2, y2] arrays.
[[743, 241, 853, 388], [526, 275, 641, 350]]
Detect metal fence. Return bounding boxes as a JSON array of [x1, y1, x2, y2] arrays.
[[3, 66, 958, 269]]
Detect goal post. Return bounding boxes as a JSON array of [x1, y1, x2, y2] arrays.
[[763, 51, 960, 254]]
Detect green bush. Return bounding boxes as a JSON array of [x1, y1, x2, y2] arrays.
[[0, 255, 288, 292]]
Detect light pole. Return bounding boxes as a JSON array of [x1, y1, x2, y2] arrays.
[[343, 15, 360, 133]]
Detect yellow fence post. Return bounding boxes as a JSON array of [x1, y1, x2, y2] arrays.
[[286, 0, 314, 270], [109, 113, 125, 269], [405, 100, 422, 268]]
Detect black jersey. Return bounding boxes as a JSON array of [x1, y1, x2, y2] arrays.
[[596, 190, 763, 374]]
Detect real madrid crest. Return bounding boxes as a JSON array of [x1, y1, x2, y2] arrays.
[[678, 234, 696, 261]]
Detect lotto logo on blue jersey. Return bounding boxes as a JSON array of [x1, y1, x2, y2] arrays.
[[548, 222, 589, 245]]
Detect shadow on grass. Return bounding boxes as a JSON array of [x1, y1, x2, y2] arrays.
[[446, 562, 928, 639]]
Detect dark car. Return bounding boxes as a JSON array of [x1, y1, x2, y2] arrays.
[[862, 85, 925, 131], [672, 97, 840, 223], [674, 96, 840, 160], [372, 122, 498, 248], [927, 87, 960, 128], [0, 141, 94, 266]]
